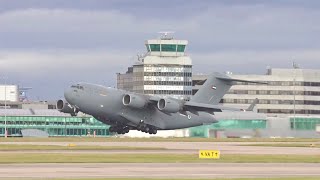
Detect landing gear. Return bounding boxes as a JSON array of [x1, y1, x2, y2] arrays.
[[149, 128, 157, 134], [136, 122, 157, 134], [109, 126, 130, 134], [109, 122, 158, 135], [71, 108, 79, 116], [109, 126, 116, 133]]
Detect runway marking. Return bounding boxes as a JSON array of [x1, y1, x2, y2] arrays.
[[0, 163, 320, 179]]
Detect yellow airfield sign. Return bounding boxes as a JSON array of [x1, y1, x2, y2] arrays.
[[199, 150, 220, 159]]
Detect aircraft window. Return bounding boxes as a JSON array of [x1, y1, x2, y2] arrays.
[[71, 85, 77, 88]]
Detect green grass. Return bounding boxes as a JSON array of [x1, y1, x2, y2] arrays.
[[50, 178, 320, 180], [0, 137, 319, 142], [6, 177, 320, 180], [0, 153, 319, 163], [0, 144, 165, 151], [7, 178, 320, 180], [243, 143, 320, 148]]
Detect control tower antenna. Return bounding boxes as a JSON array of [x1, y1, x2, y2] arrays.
[[158, 31, 175, 40]]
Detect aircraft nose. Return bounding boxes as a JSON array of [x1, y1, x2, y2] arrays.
[[64, 88, 74, 103]]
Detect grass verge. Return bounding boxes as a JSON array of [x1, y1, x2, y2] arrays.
[[0, 137, 319, 142], [51, 178, 320, 180], [0, 153, 319, 163], [242, 143, 320, 148], [0, 144, 165, 151]]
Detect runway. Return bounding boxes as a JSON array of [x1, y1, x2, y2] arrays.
[[1, 141, 319, 155], [0, 163, 319, 179]]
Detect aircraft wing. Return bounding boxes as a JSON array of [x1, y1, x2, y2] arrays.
[[146, 94, 258, 113], [184, 98, 259, 112], [147, 94, 240, 112], [184, 101, 243, 112], [148, 95, 162, 102]]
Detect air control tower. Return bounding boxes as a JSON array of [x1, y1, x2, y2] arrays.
[[117, 33, 192, 100]]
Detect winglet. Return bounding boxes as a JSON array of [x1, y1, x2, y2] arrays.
[[246, 98, 259, 111]]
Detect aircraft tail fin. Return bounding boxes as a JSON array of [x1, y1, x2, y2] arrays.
[[246, 98, 259, 111], [190, 72, 266, 105]]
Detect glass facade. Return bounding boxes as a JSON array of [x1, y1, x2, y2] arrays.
[[189, 119, 267, 137], [2, 115, 318, 137], [0, 116, 110, 137], [161, 44, 176, 52], [148, 44, 186, 52], [177, 45, 186, 52], [149, 44, 160, 51], [290, 117, 320, 130], [210, 119, 266, 129]]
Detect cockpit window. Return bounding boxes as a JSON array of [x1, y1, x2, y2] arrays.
[[71, 85, 84, 90]]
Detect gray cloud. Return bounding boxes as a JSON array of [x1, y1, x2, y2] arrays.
[[1, 4, 319, 50], [0, 1, 320, 99], [0, 49, 135, 99]]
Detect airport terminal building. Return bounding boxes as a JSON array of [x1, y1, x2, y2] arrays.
[[193, 68, 320, 137], [193, 68, 320, 116], [0, 86, 110, 137], [0, 109, 109, 137]]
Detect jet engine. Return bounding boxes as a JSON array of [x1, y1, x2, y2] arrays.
[[157, 98, 181, 113], [122, 94, 147, 109], [57, 99, 78, 116]]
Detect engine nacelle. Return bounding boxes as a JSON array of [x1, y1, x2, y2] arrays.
[[122, 94, 147, 109], [157, 98, 181, 113], [57, 99, 77, 116]]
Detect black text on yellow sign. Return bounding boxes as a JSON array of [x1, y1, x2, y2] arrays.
[[199, 150, 220, 159]]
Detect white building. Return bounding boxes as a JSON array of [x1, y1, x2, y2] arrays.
[[117, 34, 192, 100], [0, 85, 19, 102], [193, 68, 320, 116], [192, 68, 320, 137]]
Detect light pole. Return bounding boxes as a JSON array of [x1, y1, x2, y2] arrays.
[[2, 77, 7, 138], [4, 77, 7, 138], [293, 75, 296, 131], [292, 62, 297, 134]]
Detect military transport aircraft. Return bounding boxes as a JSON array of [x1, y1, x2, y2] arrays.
[[57, 72, 262, 134]]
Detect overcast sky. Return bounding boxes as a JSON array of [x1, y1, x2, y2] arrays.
[[0, 0, 320, 100]]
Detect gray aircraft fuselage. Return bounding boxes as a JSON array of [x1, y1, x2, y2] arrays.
[[59, 72, 263, 134], [63, 83, 217, 131]]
